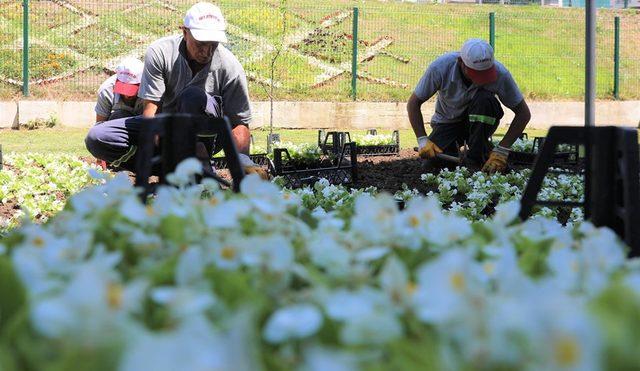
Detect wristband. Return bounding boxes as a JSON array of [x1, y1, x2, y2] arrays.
[[493, 145, 510, 157], [417, 136, 429, 149]]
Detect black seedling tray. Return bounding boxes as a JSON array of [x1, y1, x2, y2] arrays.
[[212, 153, 274, 175], [318, 130, 400, 156], [509, 136, 579, 168], [273, 142, 358, 188]]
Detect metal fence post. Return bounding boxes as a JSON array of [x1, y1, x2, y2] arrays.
[[22, 0, 29, 97], [351, 7, 359, 101], [614, 16, 620, 100], [489, 12, 495, 51]]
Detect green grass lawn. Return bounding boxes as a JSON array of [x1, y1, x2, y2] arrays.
[[0, 1, 638, 101], [0, 126, 548, 156]]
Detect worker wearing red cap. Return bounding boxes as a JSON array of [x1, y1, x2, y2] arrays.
[[407, 38, 531, 173], [94, 57, 145, 123]]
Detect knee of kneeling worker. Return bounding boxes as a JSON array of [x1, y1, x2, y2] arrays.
[[85, 126, 107, 156]]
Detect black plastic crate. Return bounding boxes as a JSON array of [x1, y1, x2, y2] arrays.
[[273, 142, 358, 188], [212, 154, 275, 175], [318, 130, 400, 156], [356, 130, 400, 156], [509, 136, 579, 168]]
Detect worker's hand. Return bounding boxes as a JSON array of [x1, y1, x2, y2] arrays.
[[244, 166, 270, 180], [482, 145, 509, 174], [417, 136, 443, 159], [238, 154, 270, 180]]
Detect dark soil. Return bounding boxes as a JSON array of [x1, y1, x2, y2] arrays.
[[0, 199, 18, 222], [350, 149, 431, 194], [0, 163, 19, 223]]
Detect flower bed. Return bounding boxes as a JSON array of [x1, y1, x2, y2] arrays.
[[1, 152, 586, 235], [411, 167, 584, 223], [0, 165, 639, 370], [0, 153, 103, 235]]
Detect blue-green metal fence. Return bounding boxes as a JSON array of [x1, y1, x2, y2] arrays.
[[1, 1, 639, 101]]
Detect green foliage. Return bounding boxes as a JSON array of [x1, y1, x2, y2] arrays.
[[2, 2, 639, 100], [0, 256, 27, 335], [22, 116, 59, 130], [591, 284, 640, 371]]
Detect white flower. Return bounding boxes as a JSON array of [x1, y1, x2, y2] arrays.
[[31, 262, 146, 342], [119, 316, 253, 371], [547, 247, 581, 293], [263, 303, 323, 343], [175, 247, 207, 286], [299, 345, 360, 371], [241, 174, 287, 215], [307, 235, 351, 278], [379, 256, 413, 308], [323, 287, 391, 321], [241, 235, 294, 272], [210, 239, 243, 270], [119, 195, 148, 224], [413, 249, 483, 323], [321, 286, 401, 345], [340, 310, 402, 345], [202, 199, 252, 229], [350, 194, 398, 245], [424, 214, 472, 246], [166, 158, 203, 187], [492, 200, 520, 226], [151, 286, 216, 319], [354, 246, 389, 262], [533, 296, 602, 371]]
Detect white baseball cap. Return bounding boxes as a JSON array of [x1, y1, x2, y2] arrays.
[[184, 2, 227, 43], [114, 57, 144, 96], [459, 38, 497, 85]]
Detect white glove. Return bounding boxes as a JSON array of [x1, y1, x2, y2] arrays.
[[417, 136, 429, 150], [205, 94, 223, 117], [238, 153, 257, 168]]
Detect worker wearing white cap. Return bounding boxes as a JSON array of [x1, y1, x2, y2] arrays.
[[86, 2, 267, 179], [408, 38, 532, 173], [95, 57, 144, 122]]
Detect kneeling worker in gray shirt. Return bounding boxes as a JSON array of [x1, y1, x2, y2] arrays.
[[407, 38, 531, 173], [86, 2, 267, 179], [94, 57, 144, 123]]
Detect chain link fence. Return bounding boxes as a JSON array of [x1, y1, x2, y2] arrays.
[[0, 1, 638, 101]]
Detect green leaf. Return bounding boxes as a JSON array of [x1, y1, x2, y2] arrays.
[[514, 235, 553, 278], [0, 256, 27, 335], [590, 284, 640, 371], [159, 215, 187, 244]]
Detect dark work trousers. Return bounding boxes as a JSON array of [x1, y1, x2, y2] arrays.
[[85, 86, 222, 172], [428, 89, 504, 166]]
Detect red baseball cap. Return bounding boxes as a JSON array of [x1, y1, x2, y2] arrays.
[[113, 57, 144, 96], [460, 39, 498, 85]]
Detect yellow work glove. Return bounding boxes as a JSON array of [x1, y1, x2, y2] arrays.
[[239, 154, 270, 180], [482, 145, 509, 173], [417, 136, 443, 160], [244, 165, 270, 180]]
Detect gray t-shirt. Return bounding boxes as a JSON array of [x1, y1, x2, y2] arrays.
[[414, 52, 523, 124], [138, 35, 252, 126], [95, 75, 143, 120]]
